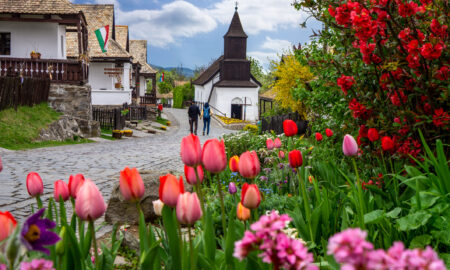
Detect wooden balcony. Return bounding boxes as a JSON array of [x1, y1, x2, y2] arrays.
[[140, 93, 156, 105], [0, 57, 88, 85]]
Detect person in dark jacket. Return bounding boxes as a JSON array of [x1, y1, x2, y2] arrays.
[[187, 102, 201, 135]]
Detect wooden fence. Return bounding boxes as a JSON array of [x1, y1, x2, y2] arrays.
[[122, 103, 147, 121], [92, 108, 125, 130], [261, 112, 309, 135], [0, 76, 50, 111]]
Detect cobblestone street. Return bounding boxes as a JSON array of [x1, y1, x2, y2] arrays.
[[0, 108, 235, 221]]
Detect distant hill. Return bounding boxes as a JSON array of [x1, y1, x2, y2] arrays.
[[150, 65, 195, 78]]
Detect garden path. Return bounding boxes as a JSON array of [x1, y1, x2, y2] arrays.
[[0, 108, 235, 221]]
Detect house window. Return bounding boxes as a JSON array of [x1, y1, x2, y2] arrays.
[[0, 33, 11, 55]]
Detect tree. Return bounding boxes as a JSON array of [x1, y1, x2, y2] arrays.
[[249, 57, 272, 91]]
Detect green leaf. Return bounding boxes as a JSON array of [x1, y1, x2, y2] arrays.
[[140, 240, 162, 270], [386, 207, 402, 218], [432, 230, 450, 245], [411, 192, 439, 209], [203, 209, 216, 264], [139, 208, 149, 255], [225, 216, 236, 269], [364, 210, 385, 224], [162, 205, 181, 270], [83, 223, 93, 259], [409, 234, 432, 249], [397, 211, 432, 231], [439, 253, 450, 269]]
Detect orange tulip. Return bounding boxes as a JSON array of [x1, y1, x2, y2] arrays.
[[54, 180, 69, 201], [75, 179, 107, 221], [26, 172, 43, 197], [238, 151, 260, 179], [176, 192, 202, 225], [236, 202, 250, 221], [202, 139, 227, 174], [159, 174, 185, 207], [229, 155, 239, 172], [68, 174, 85, 199], [184, 165, 204, 185], [120, 167, 145, 202], [180, 134, 202, 166], [0, 211, 17, 242], [241, 183, 261, 209]]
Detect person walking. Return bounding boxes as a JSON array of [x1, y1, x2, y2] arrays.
[[202, 102, 213, 136], [188, 101, 201, 135]]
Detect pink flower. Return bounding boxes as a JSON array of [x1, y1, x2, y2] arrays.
[[202, 139, 227, 173], [274, 137, 282, 148], [119, 167, 145, 202], [68, 174, 85, 199], [53, 180, 69, 201], [342, 134, 358, 156], [184, 165, 204, 185], [234, 231, 257, 260], [75, 179, 107, 221], [239, 151, 260, 179], [276, 233, 317, 270], [327, 228, 373, 267], [159, 174, 184, 207], [26, 172, 43, 197], [176, 192, 202, 225], [266, 138, 274, 150], [241, 183, 261, 209], [180, 134, 202, 166], [19, 258, 54, 270], [278, 150, 285, 159], [0, 156, 3, 173]]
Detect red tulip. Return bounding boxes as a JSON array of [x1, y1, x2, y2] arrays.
[[382, 136, 394, 151], [241, 183, 261, 209], [180, 134, 202, 166], [266, 138, 274, 150], [68, 174, 85, 199], [238, 151, 260, 179], [159, 174, 184, 207], [315, 132, 323, 141], [26, 172, 43, 197], [288, 150, 303, 168], [278, 150, 285, 159], [325, 128, 333, 137], [343, 134, 358, 156], [54, 180, 69, 201], [120, 167, 145, 202], [0, 211, 17, 242], [202, 139, 227, 173], [184, 165, 204, 185], [0, 156, 3, 172], [283, 120, 298, 137], [236, 202, 250, 221], [176, 192, 202, 225], [367, 128, 379, 142], [274, 137, 282, 148], [75, 179, 107, 221], [229, 156, 240, 172]]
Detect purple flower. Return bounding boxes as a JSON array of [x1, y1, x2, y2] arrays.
[[0, 264, 6, 270], [228, 182, 237, 194], [20, 259, 54, 270], [327, 228, 373, 267], [278, 163, 285, 169], [21, 209, 60, 255], [263, 168, 271, 174], [260, 176, 268, 181]]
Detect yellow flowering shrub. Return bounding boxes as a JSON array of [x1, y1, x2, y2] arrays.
[[270, 54, 314, 118], [217, 115, 249, 125]]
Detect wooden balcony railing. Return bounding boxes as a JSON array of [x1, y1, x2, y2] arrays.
[[0, 57, 88, 85], [140, 93, 156, 105]]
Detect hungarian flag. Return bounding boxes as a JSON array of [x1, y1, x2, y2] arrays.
[[95, 25, 110, 53], [160, 72, 164, 82]]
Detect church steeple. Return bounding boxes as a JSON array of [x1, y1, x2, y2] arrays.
[[224, 10, 248, 38]]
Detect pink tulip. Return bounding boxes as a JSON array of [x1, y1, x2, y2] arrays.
[[184, 165, 204, 185], [343, 134, 358, 156], [238, 151, 260, 179], [241, 183, 261, 209], [0, 156, 3, 172], [75, 179, 107, 221], [180, 134, 202, 166], [266, 138, 274, 150], [274, 137, 282, 148], [68, 174, 85, 199], [159, 174, 185, 207], [26, 172, 44, 197], [119, 167, 145, 202], [278, 150, 285, 159], [53, 180, 69, 201], [202, 139, 227, 174], [176, 192, 202, 225]]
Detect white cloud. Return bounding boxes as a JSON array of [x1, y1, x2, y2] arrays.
[[249, 36, 292, 69]]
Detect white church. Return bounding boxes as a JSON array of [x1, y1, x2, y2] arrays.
[[193, 8, 261, 122]]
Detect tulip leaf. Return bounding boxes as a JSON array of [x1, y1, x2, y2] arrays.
[[139, 208, 149, 254], [225, 215, 236, 269], [83, 224, 93, 259], [204, 209, 216, 264], [63, 224, 84, 270], [140, 240, 161, 270], [162, 205, 181, 270]]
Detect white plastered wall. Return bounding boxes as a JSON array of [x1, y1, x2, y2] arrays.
[[89, 62, 132, 105], [212, 84, 260, 122]]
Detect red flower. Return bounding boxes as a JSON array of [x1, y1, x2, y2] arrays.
[[328, 5, 336, 17], [359, 125, 368, 137], [433, 108, 450, 128], [325, 128, 333, 137], [337, 75, 355, 95], [435, 66, 449, 81], [288, 150, 303, 168], [315, 132, 323, 141], [367, 128, 379, 142], [283, 120, 298, 137], [431, 19, 448, 39], [397, 1, 418, 17], [349, 99, 372, 120], [420, 42, 445, 60], [389, 91, 407, 106], [381, 136, 395, 151]]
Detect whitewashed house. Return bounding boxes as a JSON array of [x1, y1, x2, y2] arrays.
[[129, 40, 157, 105], [193, 9, 260, 122], [0, 0, 88, 84], [66, 4, 133, 105]]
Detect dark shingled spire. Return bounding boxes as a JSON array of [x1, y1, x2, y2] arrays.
[[224, 11, 248, 38]]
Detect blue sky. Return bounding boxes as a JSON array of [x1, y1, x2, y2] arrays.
[[75, 0, 322, 70]]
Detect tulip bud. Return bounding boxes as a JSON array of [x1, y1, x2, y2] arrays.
[[202, 139, 227, 173], [55, 227, 66, 255], [53, 180, 70, 202], [119, 167, 145, 202], [241, 183, 261, 209], [283, 120, 298, 137], [367, 128, 379, 142], [180, 134, 202, 166], [315, 132, 323, 141], [68, 174, 85, 199], [288, 150, 303, 168], [26, 172, 44, 197], [184, 165, 204, 185], [159, 174, 184, 207], [274, 137, 282, 148], [325, 128, 333, 137], [342, 134, 358, 156], [278, 150, 285, 159], [381, 136, 394, 151], [236, 202, 250, 221], [238, 151, 260, 179], [228, 182, 237, 194], [229, 156, 239, 172], [75, 179, 107, 221], [152, 199, 164, 216], [176, 192, 202, 225], [266, 138, 274, 150], [0, 211, 17, 242]]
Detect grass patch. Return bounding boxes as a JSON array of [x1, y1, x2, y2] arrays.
[[101, 134, 116, 141], [0, 103, 92, 150], [101, 128, 113, 135], [156, 116, 169, 126]]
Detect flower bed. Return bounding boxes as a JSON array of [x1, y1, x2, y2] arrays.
[[216, 115, 250, 125]]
